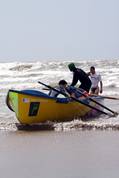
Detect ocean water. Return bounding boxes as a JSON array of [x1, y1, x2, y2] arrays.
[[0, 59, 119, 131], [1, 59, 119, 178]]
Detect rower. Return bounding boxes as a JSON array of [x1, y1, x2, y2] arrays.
[[49, 80, 69, 97], [49, 80, 88, 99]]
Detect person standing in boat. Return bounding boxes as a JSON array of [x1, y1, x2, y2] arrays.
[[88, 66, 103, 95], [68, 63, 92, 93]]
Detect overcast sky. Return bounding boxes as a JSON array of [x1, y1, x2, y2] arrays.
[[0, 0, 119, 61]]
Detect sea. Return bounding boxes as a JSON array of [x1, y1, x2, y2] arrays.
[[0, 59, 119, 178], [0, 59, 119, 131]]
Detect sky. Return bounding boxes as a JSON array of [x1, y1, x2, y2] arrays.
[[0, 0, 119, 61]]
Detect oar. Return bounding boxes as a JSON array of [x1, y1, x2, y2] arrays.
[[38, 81, 114, 117], [92, 95, 119, 100], [77, 89, 118, 116]]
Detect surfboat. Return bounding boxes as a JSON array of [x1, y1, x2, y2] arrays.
[[6, 89, 103, 125]]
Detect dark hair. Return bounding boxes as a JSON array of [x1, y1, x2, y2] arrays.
[[59, 80, 67, 85], [90, 66, 95, 70]]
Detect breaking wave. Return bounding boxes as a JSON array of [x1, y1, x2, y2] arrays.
[[0, 59, 119, 131]]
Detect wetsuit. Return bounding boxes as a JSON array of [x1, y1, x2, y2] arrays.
[[71, 68, 91, 92]]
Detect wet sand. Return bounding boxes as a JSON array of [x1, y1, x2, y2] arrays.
[[1, 82, 119, 178], [0, 130, 119, 178]]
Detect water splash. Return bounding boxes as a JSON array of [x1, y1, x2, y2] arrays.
[[1, 115, 119, 132]]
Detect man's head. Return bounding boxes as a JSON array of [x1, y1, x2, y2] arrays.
[[58, 80, 67, 88], [68, 63, 76, 71], [90, 66, 95, 74]]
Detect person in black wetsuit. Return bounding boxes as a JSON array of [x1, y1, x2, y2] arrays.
[[68, 63, 92, 92]]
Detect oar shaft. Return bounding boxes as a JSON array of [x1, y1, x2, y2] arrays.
[[77, 90, 117, 115], [70, 96, 110, 116], [38, 81, 112, 116], [90, 94, 119, 100], [101, 96, 119, 100], [39, 82, 67, 97]]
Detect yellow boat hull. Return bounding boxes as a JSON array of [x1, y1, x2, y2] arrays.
[[6, 89, 101, 124]]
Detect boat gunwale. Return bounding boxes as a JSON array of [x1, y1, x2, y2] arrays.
[[8, 89, 56, 99], [8, 89, 103, 101]]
